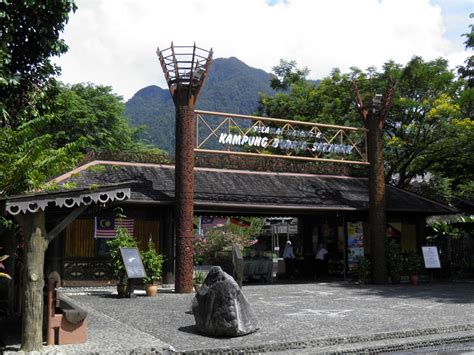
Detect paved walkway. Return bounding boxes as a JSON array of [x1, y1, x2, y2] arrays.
[[2, 281, 474, 354]]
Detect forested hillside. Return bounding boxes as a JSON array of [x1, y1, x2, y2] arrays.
[[124, 57, 274, 152]]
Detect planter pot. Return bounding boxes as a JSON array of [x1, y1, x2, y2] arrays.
[[145, 284, 158, 297], [410, 275, 419, 285], [117, 283, 128, 298], [194, 283, 202, 293]]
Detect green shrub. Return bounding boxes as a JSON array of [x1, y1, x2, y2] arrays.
[[193, 270, 206, 285], [355, 257, 371, 284], [405, 253, 423, 276], [388, 241, 404, 277], [141, 240, 164, 285], [106, 227, 137, 284]]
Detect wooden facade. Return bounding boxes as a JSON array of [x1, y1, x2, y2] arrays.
[[61, 217, 160, 285]]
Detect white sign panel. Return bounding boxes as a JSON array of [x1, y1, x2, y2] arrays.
[[422, 246, 441, 269]]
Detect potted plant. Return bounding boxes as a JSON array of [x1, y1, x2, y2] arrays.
[[355, 257, 371, 284], [193, 270, 206, 292], [388, 241, 403, 284], [106, 226, 138, 297], [405, 253, 423, 285], [141, 240, 164, 297]]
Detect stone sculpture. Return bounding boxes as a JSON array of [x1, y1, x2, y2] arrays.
[[192, 266, 259, 337]]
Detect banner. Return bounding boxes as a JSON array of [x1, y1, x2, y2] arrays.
[[95, 216, 135, 238], [231, 217, 251, 227], [347, 221, 364, 271], [200, 217, 229, 229]]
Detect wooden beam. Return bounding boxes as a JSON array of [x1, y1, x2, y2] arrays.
[[194, 148, 370, 165], [195, 109, 368, 132], [47, 205, 88, 243]]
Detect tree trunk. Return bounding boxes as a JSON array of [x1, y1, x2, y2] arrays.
[[16, 211, 49, 352], [367, 116, 388, 284]]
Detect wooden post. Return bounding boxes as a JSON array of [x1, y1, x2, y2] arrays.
[[366, 113, 388, 284], [16, 211, 48, 352], [351, 80, 397, 284], [157, 43, 212, 293], [174, 93, 196, 293]]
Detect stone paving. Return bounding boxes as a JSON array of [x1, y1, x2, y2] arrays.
[[2, 281, 474, 354]]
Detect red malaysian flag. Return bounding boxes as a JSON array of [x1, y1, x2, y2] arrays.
[[115, 218, 135, 236], [95, 216, 135, 238]]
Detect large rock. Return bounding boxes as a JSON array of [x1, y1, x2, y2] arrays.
[[192, 266, 259, 337]]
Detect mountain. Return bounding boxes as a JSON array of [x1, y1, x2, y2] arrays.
[[125, 57, 275, 152]]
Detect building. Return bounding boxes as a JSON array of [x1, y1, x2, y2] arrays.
[[22, 159, 454, 285]]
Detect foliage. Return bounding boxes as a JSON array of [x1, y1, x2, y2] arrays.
[[354, 257, 371, 284], [456, 15, 473, 134], [269, 59, 309, 91], [0, 1, 83, 197], [106, 227, 138, 283], [387, 241, 404, 277], [257, 56, 473, 202], [0, 3, 160, 197], [0, 116, 84, 195], [140, 240, 164, 285], [405, 253, 423, 275], [0, 83, 161, 196], [0, 0, 77, 129], [49, 83, 146, 152], [193, 218, 262, 265], [193, 270, 206, 285], [384, 57, 470, 190], [0, 251, 11, 280], [427, 215, 474, 242]]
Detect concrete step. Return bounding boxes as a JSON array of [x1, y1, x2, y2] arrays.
[[291, 330, 474, 354], [185, 324, 474, 354]]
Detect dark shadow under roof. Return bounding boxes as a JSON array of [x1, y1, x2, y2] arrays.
[[51, 161, 456, 215]]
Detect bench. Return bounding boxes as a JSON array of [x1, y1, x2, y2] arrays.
[[47, 274, 88, 345]]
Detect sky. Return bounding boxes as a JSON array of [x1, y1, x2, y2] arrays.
[[54, 0, 473, 101]]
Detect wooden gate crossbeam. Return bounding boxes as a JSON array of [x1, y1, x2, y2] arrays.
[[194, 110, 369, 165]]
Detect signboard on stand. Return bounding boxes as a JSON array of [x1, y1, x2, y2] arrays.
[[422, 246, 441, 269], [120, 247, 146, 279]]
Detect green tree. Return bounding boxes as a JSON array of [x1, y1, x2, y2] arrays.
[[49, 83, 142, 152], [258, 57, 472, 200], [0, 0, 77, 129], [0, 83, 160, 196], [257, 63, 360, 127], [0, 115, 84, 196], [269, 59, 309, 91], [384, 57, 460, 188], [0, 2, 78, 350]]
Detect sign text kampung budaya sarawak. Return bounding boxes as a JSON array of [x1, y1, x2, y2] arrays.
[[194, 110, 368, 165]]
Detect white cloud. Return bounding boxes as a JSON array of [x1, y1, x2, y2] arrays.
[[54, 0, 471, 100]]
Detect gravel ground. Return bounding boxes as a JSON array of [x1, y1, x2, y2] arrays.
[[2, 281, 474, 354]]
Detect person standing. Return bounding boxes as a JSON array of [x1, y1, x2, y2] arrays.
[[283, 241, 295, 279], [315, 243, 328, 279]]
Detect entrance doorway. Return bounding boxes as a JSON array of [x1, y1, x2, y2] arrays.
[[193, 214, 348, 283]]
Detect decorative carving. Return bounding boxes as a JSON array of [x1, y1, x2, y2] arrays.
[[6, 188, 131, 215], [63, 258, 113, 281]]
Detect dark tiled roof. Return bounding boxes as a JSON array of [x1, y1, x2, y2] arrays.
[[53, 161, 455, 214]]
